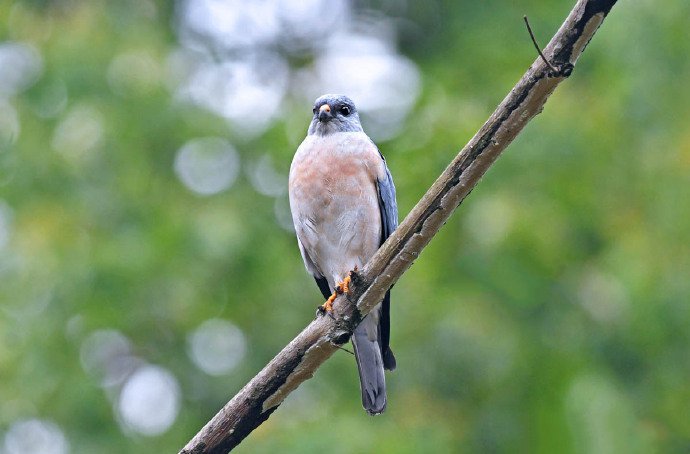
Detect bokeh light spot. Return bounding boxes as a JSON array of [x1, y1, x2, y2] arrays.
[[247, 154, 287, 197], [179, 0, 281, 50], [275, 0, 349, 53], [0, 42, 43, 98], [174, 137, 240, 196], [187, 318, 247, 376], [51, 104, 104, 160], [577, 267, 629, 324], [80, 329, 140, 388], [174, 53, 289, 137], [118, 365, 181, 436], [3, 419, 69, 454], [310, 30, 421, 141]]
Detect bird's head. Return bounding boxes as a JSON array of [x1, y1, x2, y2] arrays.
[[307, 94, 363, 136]]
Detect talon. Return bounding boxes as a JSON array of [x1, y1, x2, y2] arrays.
[[318, 272, 355, 316], [341, 275, 351, 294], [319, 293, 336, 314]]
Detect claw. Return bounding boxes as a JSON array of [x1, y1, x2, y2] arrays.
[[340, 275, 351, 294], [317, 273, 353, 316], [334, 275, 352, 295], [324, 293, 336, 310], [318, 292, 336, 315]]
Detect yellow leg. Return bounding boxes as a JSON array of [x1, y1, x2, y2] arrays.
[[321, 293, 336, 312], [319, 274, 354, 313], [338, 275, 352, 294]]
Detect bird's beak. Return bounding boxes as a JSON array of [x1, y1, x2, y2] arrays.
[[318, 104, 332, 122]]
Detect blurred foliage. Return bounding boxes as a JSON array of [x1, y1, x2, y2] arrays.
[[1, 0, 690, 453]]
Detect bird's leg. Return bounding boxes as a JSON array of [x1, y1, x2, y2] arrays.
[[318, 269, 356, 314], [319, 292, 337, 314], [319, 280, 347, 314], [335, 275, 351, 295], [341, 265, 361, 292]]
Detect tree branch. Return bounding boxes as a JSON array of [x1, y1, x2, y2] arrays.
[[180, 1, 618, 452]]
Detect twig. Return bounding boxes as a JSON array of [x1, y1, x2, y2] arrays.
[[180, 1, 618, 452], [523, 15, 559, 75]]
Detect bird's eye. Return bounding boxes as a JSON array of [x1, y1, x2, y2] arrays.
[[340, 106, 351, 116], [312, 106, 318, 115]]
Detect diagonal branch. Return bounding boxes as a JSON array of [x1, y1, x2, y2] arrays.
[[180, 1, 618, 452]]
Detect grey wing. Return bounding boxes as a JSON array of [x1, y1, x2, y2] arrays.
[[376, 157, 398, 242], [375, 155, 398, 371], [297, 237, 331, 299]]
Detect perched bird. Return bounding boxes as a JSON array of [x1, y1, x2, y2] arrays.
[[288, 94, 398, 415]]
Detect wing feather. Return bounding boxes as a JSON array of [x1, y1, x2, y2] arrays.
[[375, 150, 398, 370], [297, 237, 331, 298]]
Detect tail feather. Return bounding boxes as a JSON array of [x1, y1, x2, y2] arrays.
[[382, 346, 396, 371], [352, 313, 387, 415]]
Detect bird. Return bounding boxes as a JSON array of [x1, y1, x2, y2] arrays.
[[288, 94, 398, 415]]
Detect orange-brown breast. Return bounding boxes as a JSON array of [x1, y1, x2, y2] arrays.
[[289, 131, 385, 287]]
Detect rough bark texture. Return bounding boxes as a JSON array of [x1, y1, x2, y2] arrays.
[[180, 1, 618, 452]]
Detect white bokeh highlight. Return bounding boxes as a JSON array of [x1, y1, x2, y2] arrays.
[[3, 419, 69, 454], [0, 42, 43, 98], [51, 104, 104, 160], [118, 365, 181, 436], [171, 0, 420, 140], [177, 0, 348, 53], [173, 52, 289, 136], [79, 329, 140, 388], [174, 137, 240, 196], [187, 318, 247, 376], [275, 0, 350, 52], [310, 31, 421, 140], [179, 0, 280, 50], [246, 154, 287, 197]]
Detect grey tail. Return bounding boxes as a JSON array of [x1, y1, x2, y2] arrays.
[[380, 290, 396, 371], [352, 314, 387, 415]]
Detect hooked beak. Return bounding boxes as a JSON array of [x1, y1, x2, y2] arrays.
[[318, 104, 332, 122]]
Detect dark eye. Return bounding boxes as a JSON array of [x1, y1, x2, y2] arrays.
[[340, 106, 351, 116], [312, 106, 318, 115]]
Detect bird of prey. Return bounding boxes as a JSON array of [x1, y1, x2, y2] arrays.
[[288, 94, 398, 415]]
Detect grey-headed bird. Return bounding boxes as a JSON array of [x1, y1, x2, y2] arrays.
[[288, 94, 398, 415]]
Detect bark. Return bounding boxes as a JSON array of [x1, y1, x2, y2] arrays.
[[180, 1, 618, 452]]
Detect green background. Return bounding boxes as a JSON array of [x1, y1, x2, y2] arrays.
[[1, 1, 689, 453]]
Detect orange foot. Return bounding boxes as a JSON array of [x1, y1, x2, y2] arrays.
[[320, 292, 337, 313], [335, 275, 352, 295], [318, 274, 354, 314]]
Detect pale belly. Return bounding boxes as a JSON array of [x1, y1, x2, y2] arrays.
[[289, 133, 383, 288]]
